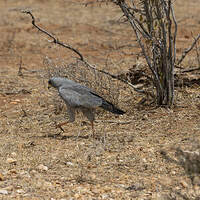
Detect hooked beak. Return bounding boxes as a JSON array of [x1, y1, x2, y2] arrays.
[[48, 83, 52, 90]]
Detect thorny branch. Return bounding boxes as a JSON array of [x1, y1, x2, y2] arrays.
[[177, 34, 200, 65], [22, 10, 150, 96], [22, 10, 84, 61]]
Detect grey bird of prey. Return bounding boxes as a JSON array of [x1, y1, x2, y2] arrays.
[[48, 77, 125, 133]]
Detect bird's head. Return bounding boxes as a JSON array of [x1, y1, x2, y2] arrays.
[[48, 78, 60, 89], [48, 77, 67, 89]]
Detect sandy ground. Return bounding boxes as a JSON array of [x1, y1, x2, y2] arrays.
[[0, 0, 200, 199]]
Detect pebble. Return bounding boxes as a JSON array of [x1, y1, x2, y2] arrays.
[[0, 189, 8, 195], [37, 164, 48, 171], [66, 162, 74, 166], [101, 194, 109, 199], [16, 189, 25, 194], [180, 179, 189, 188], [171, 171, 176, 175], [11, 152, 17, 157], [7, 158, 17, 164], [0, 173, 4, 181], [30, 170, 37, 174], [9, 169, 17, 174]]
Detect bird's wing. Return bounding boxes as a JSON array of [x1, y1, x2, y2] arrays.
[[58, 87, 102, 108], [68, 84, 91, 95]]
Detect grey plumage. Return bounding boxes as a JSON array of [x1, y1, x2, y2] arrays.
[[48, 77, 125, 131]]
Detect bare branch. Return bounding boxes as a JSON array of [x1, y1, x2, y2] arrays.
[[21, 10, 84, 61], [194, 38, 200, 68], [18, 56, 23, 77], [177, 34, 200, 65], [95, 120, 132, 125], [170, 5, 177, 106], [181, 67, 200, 73], [171, 6, 177, 64], [80, 59, 151, 96]]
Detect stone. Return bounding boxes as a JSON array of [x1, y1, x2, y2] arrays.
[[37, 164, 48, 171], [7, 158, 17, 164], [0, 189, 8, 195], [0, 173, 5, 181]]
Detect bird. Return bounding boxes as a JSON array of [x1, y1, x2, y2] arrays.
[[48, 77, 125, 135]]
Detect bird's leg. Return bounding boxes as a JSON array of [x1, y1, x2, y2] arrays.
[[56, 121, 69, 132], [91, 121, 95, 137]]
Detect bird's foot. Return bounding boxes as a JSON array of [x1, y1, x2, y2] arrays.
[[55, 123, 65, 132]]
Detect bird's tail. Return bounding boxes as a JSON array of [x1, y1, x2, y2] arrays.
[[100, 99, 125, 115]]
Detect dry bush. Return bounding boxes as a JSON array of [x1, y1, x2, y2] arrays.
[[94, 0, 177, 107], [43, 56, 120, 103], [40, 56, 132, 116]]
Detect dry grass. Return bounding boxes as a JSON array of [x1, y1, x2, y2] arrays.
[[0, 0, 200, 199]]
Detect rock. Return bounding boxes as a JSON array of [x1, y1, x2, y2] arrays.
[[66, 162, 74, 166], [30, 170, 37, 174], [37, 164, 48, 171], [101, 194, 109, 199], [180, 179, 189, 188], [0, 189, 8, 195], [16, 189, 25, 194], [11, 152, 17, 157], [7, 158, 17, 164], [9, 169, 17, 174]]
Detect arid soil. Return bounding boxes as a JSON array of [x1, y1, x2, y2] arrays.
[[0, 0, 200, 199]]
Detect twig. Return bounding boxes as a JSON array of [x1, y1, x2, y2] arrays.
[[177, 34, 200, 65], [171, 6, 177, 65], [81, 59, 151, 95], [22, 10, 151, 96], [194, 38, 200, 68], [18, 56, 23, 77], [181, 67, 200, 73], [95, 120, 132, 125]]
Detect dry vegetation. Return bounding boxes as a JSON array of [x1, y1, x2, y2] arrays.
[[0, 0, 200, 199]]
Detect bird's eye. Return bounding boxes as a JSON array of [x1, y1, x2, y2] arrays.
[[48, 80, 52, 85]]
